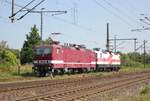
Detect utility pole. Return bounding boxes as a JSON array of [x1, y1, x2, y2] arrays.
[[37, 9, 67, 40], [110, 38, 137, 52], [40, 8, 44, 40], [106, 23, 110, 51], [11, 0, 15, 23], [114, 35, 117, 52], [133, 38, 137, 64], [73, 3, 78, 24], [143, 40, 146, 68], [20, 9, 67, 40], [9, 0, 45, 22], [9, 0, 66, 39], [135, 40, 147, 68], [134, 38, 137, 52]]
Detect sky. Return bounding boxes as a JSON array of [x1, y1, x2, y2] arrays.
[[0, 0, 150, 53]]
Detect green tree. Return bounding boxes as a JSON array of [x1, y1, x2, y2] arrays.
[[20, 25, 41, 64], [42, 37, 53, 45]]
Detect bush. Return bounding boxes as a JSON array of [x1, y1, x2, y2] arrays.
[[1, 50, 18, 65], [140, 86, 150, 95], [121, 53, 143, 67], [0, 49, 19, 72]]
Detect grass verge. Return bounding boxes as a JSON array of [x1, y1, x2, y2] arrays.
[[0, 64, 150, 82]]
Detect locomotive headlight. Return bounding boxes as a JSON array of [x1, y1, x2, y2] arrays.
[[48, 60, 51, 63], [33, 60, 38, 64]]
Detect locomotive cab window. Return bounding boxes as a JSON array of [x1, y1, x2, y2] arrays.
[[36, 47, 51, 55], [45, 48, 51, 54]]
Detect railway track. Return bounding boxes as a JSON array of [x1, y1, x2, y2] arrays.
[[16, 72, 150, 101], [0, 71, 148, 93], [0, 71, 150, 101]]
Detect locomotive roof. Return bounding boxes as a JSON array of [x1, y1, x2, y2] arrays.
[[35, 42, 93, 52]]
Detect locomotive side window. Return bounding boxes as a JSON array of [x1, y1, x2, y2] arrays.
[[56, 48, 61, 54], [100, 53, 102, 58], [95, 53, 98, 57]]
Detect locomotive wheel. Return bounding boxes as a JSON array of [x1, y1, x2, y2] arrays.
[[39, 71, 45, 77], [37, 68, 46, 77]]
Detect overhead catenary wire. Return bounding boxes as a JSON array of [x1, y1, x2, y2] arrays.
[[140, 19, 150, 26], [131, 14, 150, 32], [116, 0, 147, 29], [3, 0, 101, 47], [92, 0, 134, 27], [48, 0, 79, 25], [124, 1, 150, 29], [145, 17, 150, 23], [51, 15, 97, 33], [4, 0, 97, 33], [17, 0, 46, 20], [9, 0, 36, 18], [55, 1, 78, 25], [101, 0, 142, 26], [45, 14, 102, 47], [102, 0, 149, 32], [19, 9, 67, 40], [0, 0, 4, 7], [5, 0, 30, 9], [119, 0, 139, 16]]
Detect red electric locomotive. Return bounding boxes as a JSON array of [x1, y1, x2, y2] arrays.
[[33, 42, 96, 76]]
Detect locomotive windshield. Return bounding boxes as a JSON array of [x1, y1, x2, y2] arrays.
[[36, 47, 51, 55]]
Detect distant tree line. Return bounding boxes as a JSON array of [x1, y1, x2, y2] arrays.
[[121, 52, 150, 67]]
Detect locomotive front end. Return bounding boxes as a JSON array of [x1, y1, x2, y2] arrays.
[[33, 46, 52, 76]]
